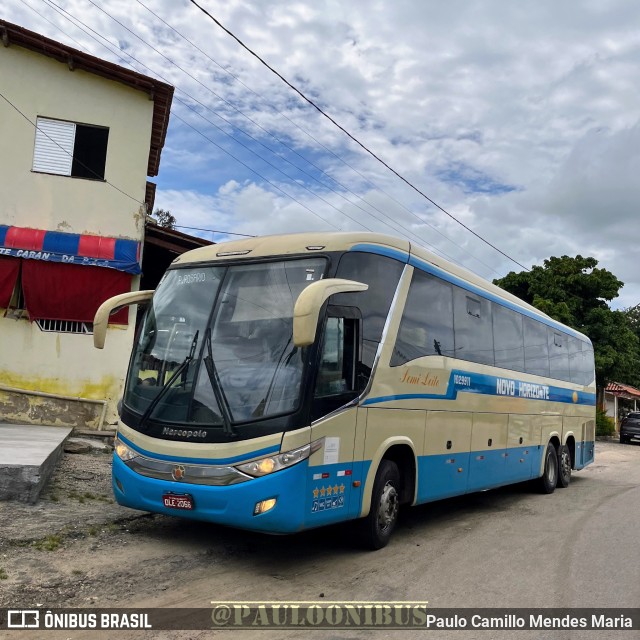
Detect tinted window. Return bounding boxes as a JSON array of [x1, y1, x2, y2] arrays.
[[581, 343, 595, 386], [315, 317, 357, 397], [568, 337, 585, 385], [493, 304, 525, 372], [453, 288, 494, 365], [548, 329, 571, 382], [391, 270, 454, 366], [523, 316, 549, 377], [334, 252, 404, 371]]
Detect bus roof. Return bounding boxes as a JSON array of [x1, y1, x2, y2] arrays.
[[171, 231, 589, 341]]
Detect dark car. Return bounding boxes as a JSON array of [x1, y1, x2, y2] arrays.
[[620, 412, 640, 444]]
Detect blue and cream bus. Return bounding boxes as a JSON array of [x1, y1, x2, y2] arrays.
[[94, 232, 595, 549]]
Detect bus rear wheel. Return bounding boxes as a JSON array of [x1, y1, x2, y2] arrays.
[[538, 442, 558, 494], [557, 444, 571, 488], [360, 460, 400, 550]]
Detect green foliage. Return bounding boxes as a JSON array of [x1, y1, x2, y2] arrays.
[[495, 255, 640, 388], [152, 208, 177, 229], [0, 568, 8, 580], [596, 406, 615, 436]]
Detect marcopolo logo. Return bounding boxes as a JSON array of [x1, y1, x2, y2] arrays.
[[162, 427, 207, 439]]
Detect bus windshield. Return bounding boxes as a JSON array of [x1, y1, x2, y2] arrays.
[[123, 257, 326, 429]]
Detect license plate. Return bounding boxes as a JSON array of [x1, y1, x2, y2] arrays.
[[162, 494, 194, 510]]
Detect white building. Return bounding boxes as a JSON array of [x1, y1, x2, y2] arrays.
[[0, 19, 173, 428]]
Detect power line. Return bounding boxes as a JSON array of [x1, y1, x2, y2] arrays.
[[133, 0, 504, 278], [90, 0, 503, 276], [81, 0, 472, 256], [36, 0, 503, 277], [52, 0, 465, 259], [174, 225, 254, 237], [187, 0, 529, 273], [35, 0, 347, 233], [29, 0, 512, 277]]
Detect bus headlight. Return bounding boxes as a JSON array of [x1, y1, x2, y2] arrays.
[[114, 437, 139, 462], [237, 439, 323, 477]]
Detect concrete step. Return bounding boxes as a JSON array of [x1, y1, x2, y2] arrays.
[[0, 424, 72, 503]]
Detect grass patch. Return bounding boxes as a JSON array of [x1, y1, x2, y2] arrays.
[[88, 526, 100, 536], [72, 569, 83, 575], [33, 535, 63, 552], [0, 568, 8, 580]]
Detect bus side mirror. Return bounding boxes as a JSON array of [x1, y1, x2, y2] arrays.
[[93, 290, 154, 349], [293, 279, 368, 347]]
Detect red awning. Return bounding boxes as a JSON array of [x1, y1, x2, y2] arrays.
[[22, 261, 131, 324], [0, 224, 141, 274], [0, 256, 20, 308]]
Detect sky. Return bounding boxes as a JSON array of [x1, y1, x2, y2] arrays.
[[3, 0, 640, 308]]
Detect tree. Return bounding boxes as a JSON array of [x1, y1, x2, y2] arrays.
[[623, 303, 640, 339], [494, 255, 640, 389], [152, 208, 177, 229]]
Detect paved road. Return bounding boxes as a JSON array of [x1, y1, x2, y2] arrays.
[[130, 440, 639, 639]]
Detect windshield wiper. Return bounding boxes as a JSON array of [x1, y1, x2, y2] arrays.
[[203, 327, 237, 438], [253, 334, 296, 418], [138, 331, 199, 431]]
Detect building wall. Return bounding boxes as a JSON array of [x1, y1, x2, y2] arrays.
[[0, 45, 152, 236], [0, 45, 155, 427]]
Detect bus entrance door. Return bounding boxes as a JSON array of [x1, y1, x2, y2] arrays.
[[306, 408, 358, 527]]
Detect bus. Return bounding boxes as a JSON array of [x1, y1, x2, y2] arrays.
[[94, 232, 596, 549]]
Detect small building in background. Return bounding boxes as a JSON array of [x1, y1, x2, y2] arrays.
[[605, 381, 640, 430], [0, 19, 176, 428]]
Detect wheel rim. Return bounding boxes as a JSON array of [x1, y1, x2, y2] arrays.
[[561, 451, 571, 479], [377, 481, 399, 533]]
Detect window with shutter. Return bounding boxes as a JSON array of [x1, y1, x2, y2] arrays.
[[32, 117, 109, 180]]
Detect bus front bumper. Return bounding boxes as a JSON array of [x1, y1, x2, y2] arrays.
[[112, 454, 307, 534]]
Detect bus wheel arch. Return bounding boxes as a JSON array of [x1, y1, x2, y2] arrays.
[[538, 439, 559, 494], [565, 435, 576, 469], [357, 442, 417, 550], [380, 443, 416, 506]]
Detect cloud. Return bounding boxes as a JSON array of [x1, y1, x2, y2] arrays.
[[5, 0, 640, 308]]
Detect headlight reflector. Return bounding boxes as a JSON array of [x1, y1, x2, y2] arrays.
[[236, 441, 321, 477], [114, 437, 139, 462]]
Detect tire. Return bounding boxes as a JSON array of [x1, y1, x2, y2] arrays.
[[557, 444, 571, 488], [538, 442, 558, 494], [359, 460, 400, 550], [619, 435, 628, 444]]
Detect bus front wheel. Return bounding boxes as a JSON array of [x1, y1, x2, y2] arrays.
[[359, 460, 400, 550], [538, 443, 558, 494]]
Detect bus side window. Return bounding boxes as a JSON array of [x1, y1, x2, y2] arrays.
[[311, 312, 362, 421], [315, 317, 358, 397], [391, 270, 454, 366]]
